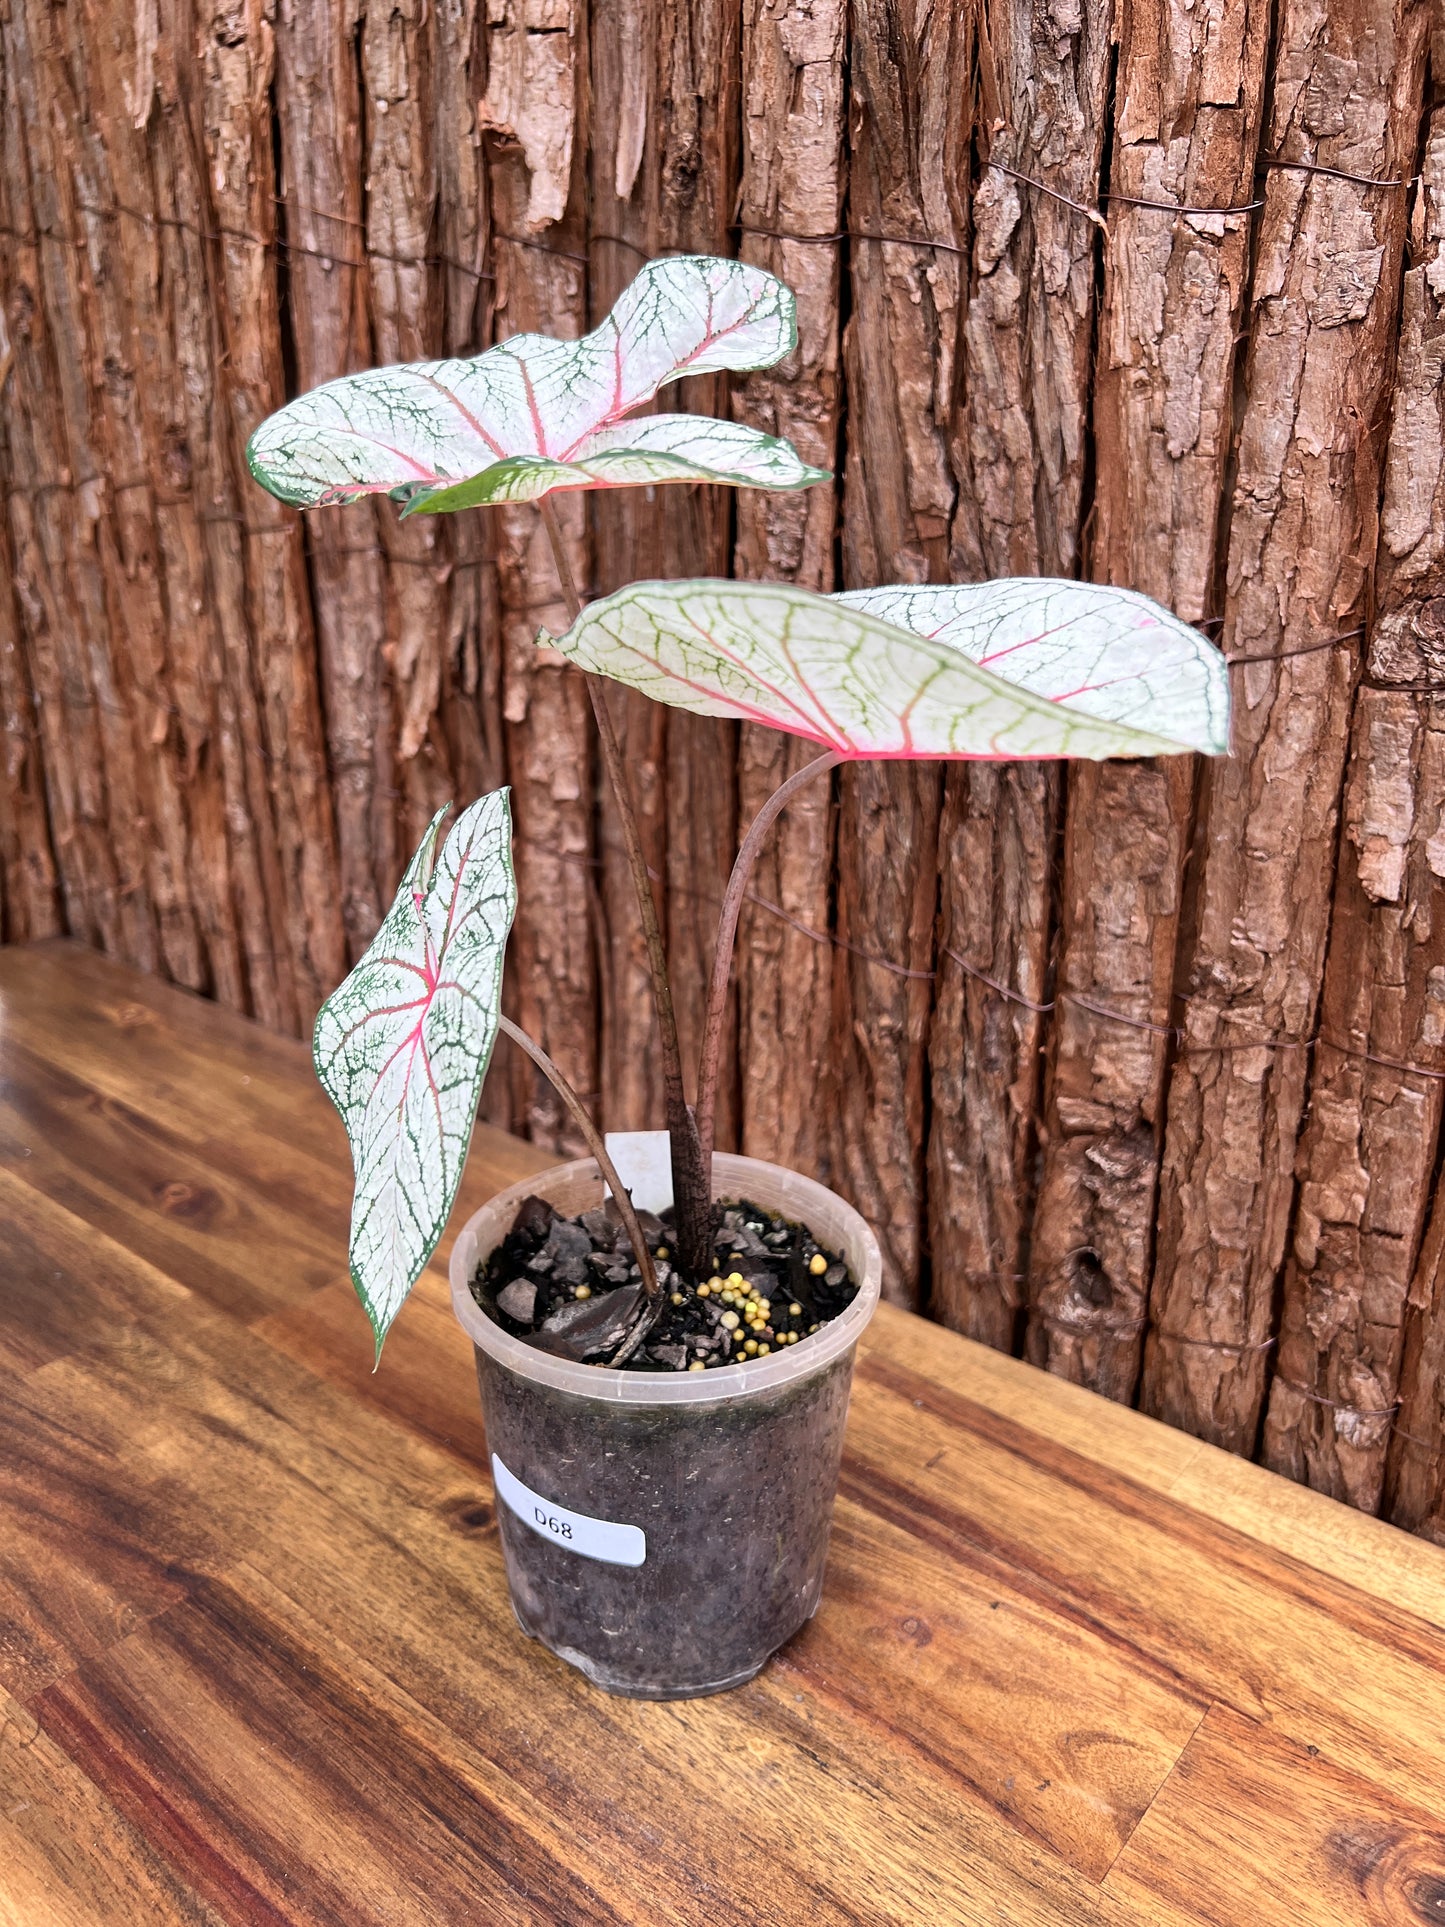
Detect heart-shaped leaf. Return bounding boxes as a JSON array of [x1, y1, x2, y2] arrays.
[[542, 578, 1229, 759], [246, 256, 828, 514], [313, 789, 518, 1353]]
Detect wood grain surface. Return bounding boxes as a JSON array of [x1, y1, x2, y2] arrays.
[[4, 943, 1445, 1924]]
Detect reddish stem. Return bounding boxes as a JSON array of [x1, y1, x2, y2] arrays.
[[694, 749, 842, 1171], [498, 1014, 659, 1301]]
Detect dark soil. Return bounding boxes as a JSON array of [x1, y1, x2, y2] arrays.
[[471, 1195, 858, 1370]]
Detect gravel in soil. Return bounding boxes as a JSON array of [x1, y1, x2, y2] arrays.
[[472, 1196, 859, 1370]]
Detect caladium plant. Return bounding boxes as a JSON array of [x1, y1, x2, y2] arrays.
[[245, 254, 827, 515], [313, 790, 517, 1351], [541, 577, 1229, 760], [254, 253, 1231, 1348]]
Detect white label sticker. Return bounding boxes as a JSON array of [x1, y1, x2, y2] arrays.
[[491, 1454, 647, 1567], [603, 1128, 674, 1213]]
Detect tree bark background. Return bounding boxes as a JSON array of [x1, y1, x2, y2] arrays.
[[4, 0, 1444, 1535]]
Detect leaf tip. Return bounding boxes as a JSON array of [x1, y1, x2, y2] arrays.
[[355, 1267, 392, 1366]]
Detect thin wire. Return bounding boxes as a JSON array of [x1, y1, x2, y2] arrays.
[[1033, 1308, 1147, 1340], [1065, 991, 1176, 1037], [4, 144, 1420, 304], [947, 948, 1053, 1015], [1227, 627, 1366, 665], [1270, 1376, 1399, 1421], [983, 163, 1107, 229], [1109, 189, 1267, 216], [1261, 155, 1411, 191], [72, 196, 495, 286], [1154, 1330, 1277, 1356], [1316, 1035, 1445, 1082]]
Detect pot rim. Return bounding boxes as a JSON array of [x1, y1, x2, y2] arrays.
[[448, 1151, 883, 1405]]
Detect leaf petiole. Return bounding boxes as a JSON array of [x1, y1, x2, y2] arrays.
[[537, 499, 714, 1280], [497, 1015, 659, 1302]]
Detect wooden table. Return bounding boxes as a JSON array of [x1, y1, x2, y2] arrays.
[[3, 941, 1444, 1926]]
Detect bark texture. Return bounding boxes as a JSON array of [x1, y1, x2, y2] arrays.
[[588, 0, 668, 1136], [1027, 0, 1273, 1399], [931, 0, 1113, 1348], [650, 0, 743, 1149], [733, 0, 846, 1182], [836, 0, 971, 1304], [7, 0, 1445, 1530], [1144, 0, 1431, 1454], [486, 27, 599, 1150], [1391, 1185, 1445, 1542], [1266, 76, 1445, 1512]]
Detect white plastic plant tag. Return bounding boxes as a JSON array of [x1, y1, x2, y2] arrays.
[[491, 1455, 647, 1567], [603, 1129, 674, 1213]]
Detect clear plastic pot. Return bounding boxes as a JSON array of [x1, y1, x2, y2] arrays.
[[449, 1153, 882, 1700]]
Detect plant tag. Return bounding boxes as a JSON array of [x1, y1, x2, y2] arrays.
[[491, 1454, 647, 1567], [603, 1129, 674, 1213]]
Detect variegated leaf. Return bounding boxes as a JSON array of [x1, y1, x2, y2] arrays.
[[246, 256, 828, 514], [543, 578, 1229, 759], [313, 789, 518, 1353]]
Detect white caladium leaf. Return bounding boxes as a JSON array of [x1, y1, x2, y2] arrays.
[[246, 256, 828, 515], [543, 578, 1229, 759], [313, 789, 517, 1352]]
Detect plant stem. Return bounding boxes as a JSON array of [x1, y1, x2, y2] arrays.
[[536, 498, 713, 1278], [694, 749, 843, 1171], [497, 1014, 659, 1301]]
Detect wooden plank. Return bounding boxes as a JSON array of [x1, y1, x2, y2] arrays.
[[1144, 0, 1432, 1454], [2, 1143, 1126, 1922], [0, 943, 550, 1282], [1104, 1704, 1445, 1924], [219, 1442, 1140, 1927], [0, 1693, 224, 1927], [844, 1344, 1445, 1818], [0, 1175, 500, 1699], [253, 1269, 494, 1473], [870, 1303, 1445, 1632], [0, 1355, 192, 1700], [785, 1496, 1206, 1880], [33, 1575, 637, 1927], [0, 1040, 343, 1327]]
